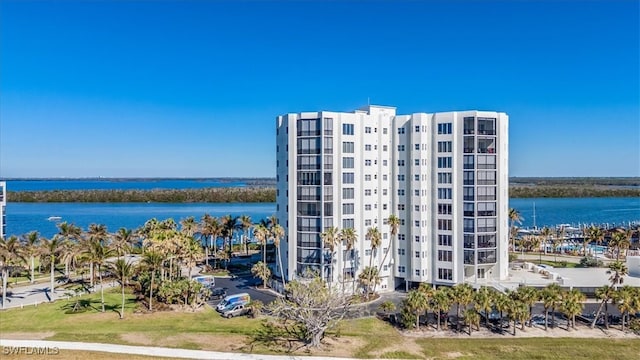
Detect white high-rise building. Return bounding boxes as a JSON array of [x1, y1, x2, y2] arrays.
[[0, 181, 6, 239], [276, 105, 508, 291]]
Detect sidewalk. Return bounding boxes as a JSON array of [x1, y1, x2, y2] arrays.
[[0, 339, 363, 360]]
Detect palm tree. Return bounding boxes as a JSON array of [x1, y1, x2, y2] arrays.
[[514, 286, 539, 327], [271, 223, 286, 288], [251, 261, 271, 289], [452, 283, 474, 332], [86, 223, 108, 287], [0, 236, 24, 309], [365, 227, 381, 295], [199, 214, 221, 265], [39, 236, 64, 294], [57, 222, 82, 279], [508, 208, 523, 252], [142, 251, 163, 311], [240, 215, 253, 255], [473, 286, 494, 328], [588, 226, 605, 263], [179, 216, 198, 237], [253, 224, 269, 267], [183, 236, 204, 281], [511, 301, 529, 335], [614, 286, 639, 331], [609, 231, 627, 261], [84, 238, 115, 312], [221, 215, 239, 256], [405, 289, 428, 329], [340, 227, 358, 292], [112, 259, 133, 319], [463, 308, 481, 335], [432, 287, 452, 331], [561, 288, 585, 330], [358, 266, 380, 299], [540, 226, 552, 257], [591, 285, 613, 329], [382, 215, 400, 275], [22, 231, 41, 283], [542, 283, 562, 330], [494, 292, 511, 332], [320, 226, 340, 282], [555, 225, 566, 259], [112, 227, 134, 262], [607, 260, 628, 288]]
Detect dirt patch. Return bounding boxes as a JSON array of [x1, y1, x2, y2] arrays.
[[0, 332, 55, 340], [446, 352, 465, 358], [369, 337, 423, 358]]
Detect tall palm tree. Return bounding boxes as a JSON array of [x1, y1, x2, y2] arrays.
[[84, 238, 115, 312], [240, 215, 253, 255], [463, 308, 481, 335], [588, 226, 605, 263], [508, 208, 523, 252], [473, 286, 494, 328], [253, 224, 269, 266], [542, 283, 562, 330], [142, 251, 163, 311], [555, 225, 566, 259], [57, 222, 82, 279], [494, 292, 511, 331], [39, 236, 64, 294], [452, 283, 474, 331], [514, 286, 539, 327], [340, 227, 358, 292], [320, 226, 340, 282], [86, 223, 108, 287], [561, 289, 585, 330], [365, 227, 381, 269], [0, 236, 24, 309], [112, 227, 134, 263], [432, 287, 452, 331], [221, 215, 239, 256], [112, 258, 133, 319], [271, 223, 286, 288], [614, 286, 639, 331], [405, 289, 428, 330], [607, 260, 628, 288], [382, 214, 400, 275], [592, 285, 613, 329], [179, 216, 198, 237], [540, 227, 552, 257], [22, 231, 41, 283], [609, 231, 627, 261]]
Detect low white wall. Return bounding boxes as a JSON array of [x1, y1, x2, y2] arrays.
[[627, 256, 640, 278]]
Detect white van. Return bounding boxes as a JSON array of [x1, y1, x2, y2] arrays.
[[216, 293, 250, 312]]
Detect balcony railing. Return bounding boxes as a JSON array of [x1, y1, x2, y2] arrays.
[[477, 226, 497, 233], [477, 211, 496, 216], [297, 130, 321, 137], [478, 242, 497, 249], [464, 148, 474, 153], [478, 256, 497, 264], [477, 129, 496, 135]]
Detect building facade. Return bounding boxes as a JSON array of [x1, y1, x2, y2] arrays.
[[276, 106, 508, 291], [0, 181, 6, 239]]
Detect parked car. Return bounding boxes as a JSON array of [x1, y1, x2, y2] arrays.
[[216, 293, 250, 312], [221, 304, 250, 318], [210, 288, 227, 300]]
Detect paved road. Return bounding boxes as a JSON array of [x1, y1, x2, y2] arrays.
[[207, 275, 278, 309], [0, 339, 360, 360]]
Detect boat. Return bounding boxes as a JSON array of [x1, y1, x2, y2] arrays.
[[47, 216, 62, 221]]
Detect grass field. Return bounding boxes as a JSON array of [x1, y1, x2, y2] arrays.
[[1, 290, 639, 359]]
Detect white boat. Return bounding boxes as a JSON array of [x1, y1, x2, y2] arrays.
[[47, 216, 62, 221]]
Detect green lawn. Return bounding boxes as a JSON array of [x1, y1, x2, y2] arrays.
[[1, 291, 638, 359]]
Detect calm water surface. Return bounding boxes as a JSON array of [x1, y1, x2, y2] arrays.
[[5, 198, 639, 239]]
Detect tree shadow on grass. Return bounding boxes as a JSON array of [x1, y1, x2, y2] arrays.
[[248, 320, 309, 354]]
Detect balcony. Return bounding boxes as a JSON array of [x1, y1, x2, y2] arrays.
[[477, 226, 497, 233], [297, 130, 321, 137], [477, 210, 496, 216], [478, 255, 497, 264], [477, 129, 496, 135], [464, 148, 474, 153], [478, 242, 496, 249]]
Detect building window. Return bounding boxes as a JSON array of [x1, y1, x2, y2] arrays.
[[343, 188, 354, 199], [383, 175, 388, 181], [438, 141, 452, 152], [382, 203, 387, 210], [438, 250, 453, 262], [437, 157, 452, 168], [382, 160, 388, 166], [438, 234, 452, 246], [365, 219, 372, 226], [437, 188, 452, 199], [438, 203, 452, 215], [398, 266, 406, 273], [414, 189, 420, 196], [342, 157, 354, 168], [365, 127, 371, 133], [438, 268, 453, 280], [383, 145, 388, 151], [437, 172, 452, 184], [415, 251, 420, 258], [397, 174, 405, 181], [438, 219, 453, 230], [414, 220, 420, 227], [342, 173, 355, 184], [343, 203, 354, 215], [398, 234, 405, 240], [414, 143, 420, 150], [398, 145, 405, 151], [397, 189, 405, 196], [343, 123, 354, 135], [365, 204, 372, 211], [342, 219, 354, 229], [415, 125, 420, 133], [365, 160, 372, 166], [437, 123, 452, 134], [397, 204, 405, 211], [398, 248, 405, 255], [365, 175, 372, 181], [364, 189, 371, 196], [464, 155, 475, 169], [414, 159, 419, 166], [365, 144, 372, 151], [398, 160, 405, 166], [397, 127, 405, 134], [343, 142, 355, 153]]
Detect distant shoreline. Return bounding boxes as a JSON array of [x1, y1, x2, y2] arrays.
[[6, 185, 639, 202]]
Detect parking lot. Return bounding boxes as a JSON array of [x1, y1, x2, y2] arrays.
[[206, 275, 278, 309]]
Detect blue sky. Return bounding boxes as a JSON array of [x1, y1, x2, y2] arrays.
[[1, 0, 638, 178]]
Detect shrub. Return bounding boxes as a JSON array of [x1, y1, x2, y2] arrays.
[[509, 253, 519, 262], [579, 256, 603, 268]]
